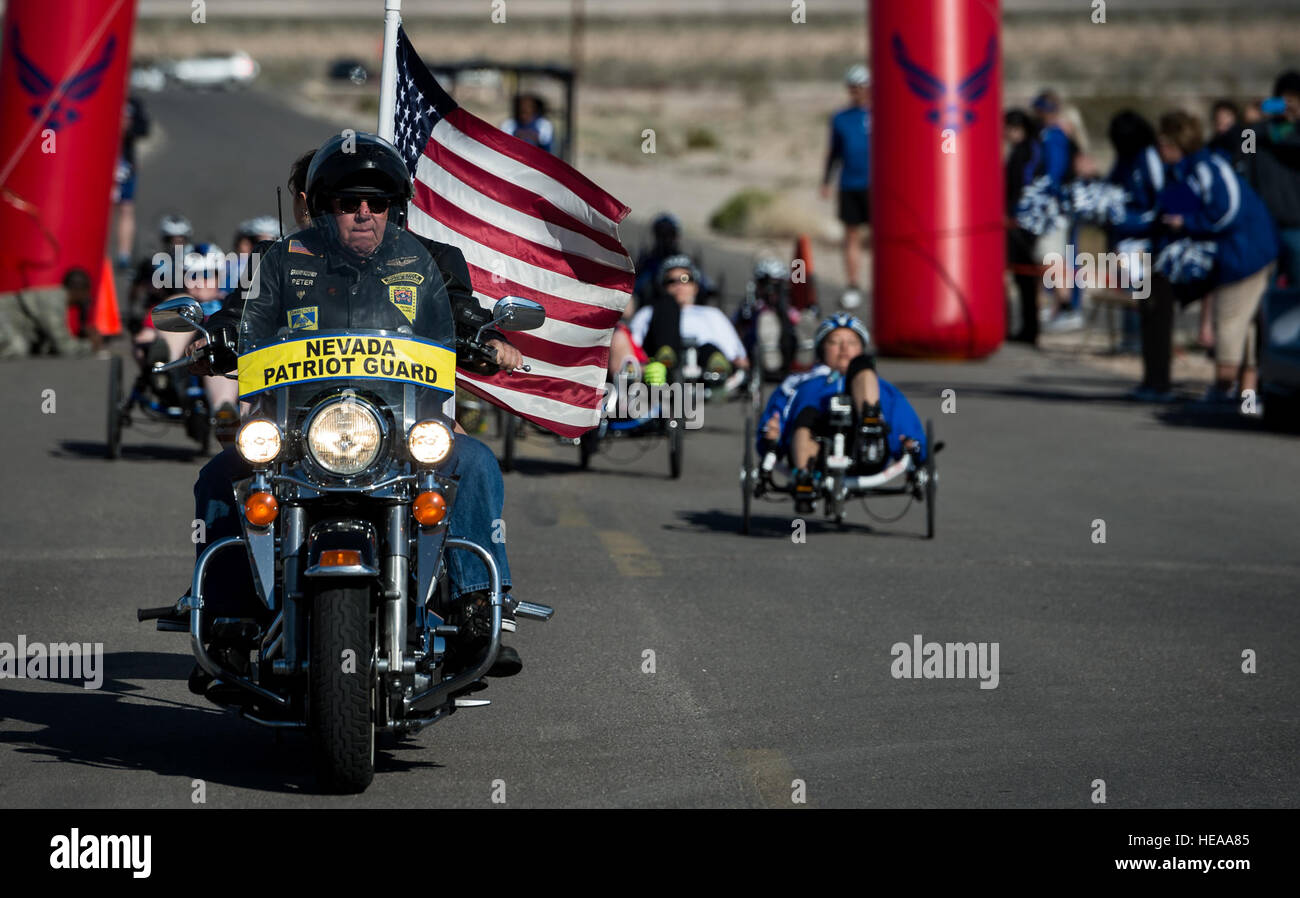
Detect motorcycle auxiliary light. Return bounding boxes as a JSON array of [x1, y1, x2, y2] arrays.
[[407, 419, 453, 465], [244, 491, 278, 527], [236, 419, 282, 465], [319, 549, 362, 568], [307, 399, 383, 475], [413, 490, 448, 526]]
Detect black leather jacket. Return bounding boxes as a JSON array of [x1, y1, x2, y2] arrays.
[[238, 216, 452, 352], [209, 226, 503, 372]]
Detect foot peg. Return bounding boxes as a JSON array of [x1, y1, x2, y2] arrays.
[[139, 601, 190, 631], [514, 601, 554, 622], [453, 697, 491, 708]]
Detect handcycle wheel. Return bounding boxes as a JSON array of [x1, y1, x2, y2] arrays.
[[925, 418, 937, 540], [500, 409, 518, 472], [741, 408, 754, 534], [106, 356, 123, 459], [668, 418, 683, 479], [194, 404, 212, 457], [578, 429, 597, 470]]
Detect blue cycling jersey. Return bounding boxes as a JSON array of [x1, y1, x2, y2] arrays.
[[778, 369, 926, 460]]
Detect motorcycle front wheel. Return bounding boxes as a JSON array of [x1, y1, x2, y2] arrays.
[[309, 584, 376, 793]]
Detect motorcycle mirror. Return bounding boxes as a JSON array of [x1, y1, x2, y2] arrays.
[[152, 296, 205, 333], [489, 296, 546, 333]]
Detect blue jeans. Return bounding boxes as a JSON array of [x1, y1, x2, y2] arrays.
[[194, 435, 510, 611], [441, 435, 512, 599]]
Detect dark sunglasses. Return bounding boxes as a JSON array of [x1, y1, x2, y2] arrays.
[[330, 195, 393, 214], [664, 272, 695, 285]]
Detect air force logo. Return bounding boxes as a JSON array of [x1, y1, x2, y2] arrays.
[[389, 286, 417, 323], [891, 34, 996, 133], [12, 25, 117, 129], [288, 306, 319, 330]]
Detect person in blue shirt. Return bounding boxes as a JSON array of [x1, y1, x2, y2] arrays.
[[1156, 109, 1278, 402], [755, 360, 831, 459], [776, 314, 925, 512], [821, 65, 872, 310]]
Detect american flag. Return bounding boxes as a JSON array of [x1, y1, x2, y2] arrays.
[[392, 27, 633, 439]]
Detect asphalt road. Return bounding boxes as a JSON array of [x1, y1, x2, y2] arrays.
[[1, 89, 1297, 808]]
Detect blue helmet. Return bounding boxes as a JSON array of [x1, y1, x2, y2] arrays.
[[814, 312, 870, 358]]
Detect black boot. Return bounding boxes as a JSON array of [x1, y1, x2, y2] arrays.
[[792, 468, 818, 514], [856, 402, 889, 473]]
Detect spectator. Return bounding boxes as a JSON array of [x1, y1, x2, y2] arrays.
[[63, 267, 99, 354], [1033, 90, 1085, 332], [0, 274, 83, 358], [1004, 108, 1043, 344], [501, 94, 554, 154], [112, 95, 151, 271], [820, 64, 872, 310], [1102, 111, 1176, 401], [1240, 70, 1300, 288], [1208, 99, 1242, 159], [1157, 110, 1277, 403]]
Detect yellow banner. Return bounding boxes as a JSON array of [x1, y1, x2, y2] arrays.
[[238, 334, 456, 398]]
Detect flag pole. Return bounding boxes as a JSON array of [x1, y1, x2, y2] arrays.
[[378, 0, 403, 141]]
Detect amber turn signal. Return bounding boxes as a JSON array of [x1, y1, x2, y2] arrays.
[[413, 490, 447, 526], [319, 549, 362, 568], [244, 491, 278, 527]]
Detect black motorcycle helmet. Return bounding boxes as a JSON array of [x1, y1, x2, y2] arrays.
[[305, 131, 414, 227]]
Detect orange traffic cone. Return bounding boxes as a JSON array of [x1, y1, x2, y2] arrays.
[[790, 233, 817, 310], [93, 256, 122, 337]]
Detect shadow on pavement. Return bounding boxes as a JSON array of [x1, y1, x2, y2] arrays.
[[0, 651, 442, 797], [670, 508, 928, 541], [54, 440, 207, 463]]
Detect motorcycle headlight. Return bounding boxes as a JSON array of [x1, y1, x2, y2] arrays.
[[307, 399, 383, 475], [236, 419, 282, 465], [408, 419, 454, 465]]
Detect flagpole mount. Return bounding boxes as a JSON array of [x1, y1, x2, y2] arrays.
[[378, 0, 403, 142]]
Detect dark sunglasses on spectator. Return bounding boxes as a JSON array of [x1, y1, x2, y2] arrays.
[[330, 195, 392, 214], [664, 272, 695, 285]]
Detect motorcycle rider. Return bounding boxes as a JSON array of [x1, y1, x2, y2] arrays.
[[187, 133, 527, 687], [777, 314, 925, 513]]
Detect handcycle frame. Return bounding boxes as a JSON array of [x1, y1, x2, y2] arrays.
[[739, 388, 939, 538]]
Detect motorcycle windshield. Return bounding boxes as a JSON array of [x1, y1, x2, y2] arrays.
[[237, 328, 456, 425]]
